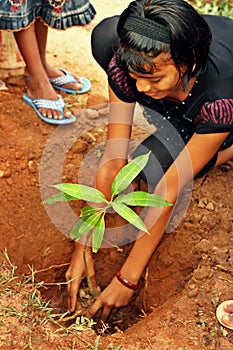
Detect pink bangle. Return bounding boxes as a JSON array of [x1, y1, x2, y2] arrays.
[[115, 269, 140, 290]]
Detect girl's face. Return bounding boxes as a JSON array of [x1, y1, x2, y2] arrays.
[[129, 52, 186, 100]]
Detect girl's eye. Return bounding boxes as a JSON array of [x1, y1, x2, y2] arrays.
[[151, 79, 161, 83]]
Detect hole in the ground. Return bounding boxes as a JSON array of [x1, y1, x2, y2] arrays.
[[38, 227, 197, 336]]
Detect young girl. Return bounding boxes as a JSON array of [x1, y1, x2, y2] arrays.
[[65, 0, 233, 320], [0, 0, 96, 124]]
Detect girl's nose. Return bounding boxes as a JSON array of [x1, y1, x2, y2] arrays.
[[136, 78, 151, 92]]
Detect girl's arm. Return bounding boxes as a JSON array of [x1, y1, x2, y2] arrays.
[[95, 86, 136, 199], [66, 87, 135, 312], [86, 131, 230, 321]]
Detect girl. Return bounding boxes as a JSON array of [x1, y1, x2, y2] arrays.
[[65, 0, 233, 320]]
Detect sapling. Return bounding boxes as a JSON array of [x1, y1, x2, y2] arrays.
[[44, 152, 171, 294]]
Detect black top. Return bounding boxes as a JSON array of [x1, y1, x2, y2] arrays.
[[92, 14, 233, 141]]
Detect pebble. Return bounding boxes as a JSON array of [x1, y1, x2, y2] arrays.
[[195, 239, 211, 253], [193, 265, 213, 281], [184, 222, 196, 229], [86, 109, 99, 119], [197, 199, 214, 211], [197, 200, 205, 208], [15, 151, 22, 159], [28, 160, 37, 173], [19, 162, 27, 170], [188, 288, 199, 298], [0, 168, 11, 178], [6, 178, 13, 185], [72, 140, 88, 153], [206, 202, 214, 211]]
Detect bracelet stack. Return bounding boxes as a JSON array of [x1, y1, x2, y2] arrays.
[[115, 269, 140, 290]]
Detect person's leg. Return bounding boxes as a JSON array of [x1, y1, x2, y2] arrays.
[[133, 130, 229, 186], [34, 19, 83, 91], [133, 133, 182, 187], [14, 24, 71, 120], [215, 144, 233, 166]]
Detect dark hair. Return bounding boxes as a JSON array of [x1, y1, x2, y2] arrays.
[[117, 0, 212, 81]]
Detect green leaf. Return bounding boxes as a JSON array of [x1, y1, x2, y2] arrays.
[[70, 211, 102, 241], [111, 152, 151, 197], [43, 192, 78, 204], [53, 183, 107, 203], [81, 205, 99, 218], [92, 214, 105, 253], [112, 202, 149, 234], [115, 191, 172, 207]]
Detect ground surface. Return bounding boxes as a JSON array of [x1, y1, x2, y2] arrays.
[[0, 1, 233, 349]]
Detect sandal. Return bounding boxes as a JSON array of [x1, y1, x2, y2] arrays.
[[22, 93, 76, 125], [49, 68, 91, 94]]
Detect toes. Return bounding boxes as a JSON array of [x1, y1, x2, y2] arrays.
[[63, 107, 72, 118], [39, 108, 66, 120]]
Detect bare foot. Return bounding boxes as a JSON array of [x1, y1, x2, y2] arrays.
[[25, 65, 85, 93], [27, 75, 72, 120], [44, 65, 83, 92]]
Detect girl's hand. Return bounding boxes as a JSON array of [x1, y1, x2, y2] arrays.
[[86, 276, 134, 322], [95, 158, 127, 201], [65, 243, 98, 313]]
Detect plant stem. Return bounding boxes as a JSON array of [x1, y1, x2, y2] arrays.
[[83, 232, 94, 296]]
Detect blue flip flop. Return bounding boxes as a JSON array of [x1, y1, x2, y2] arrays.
[[22, 93, 76, 125], [49, 68, 92, 94]]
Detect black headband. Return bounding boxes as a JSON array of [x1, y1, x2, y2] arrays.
[[123, 15, 171, 44]]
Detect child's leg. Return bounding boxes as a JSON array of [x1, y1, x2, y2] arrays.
[[133, 133, 181, 187], [215, 144, 233, 166], [34, 19, 82, 91], [14, 24, 71, 120]]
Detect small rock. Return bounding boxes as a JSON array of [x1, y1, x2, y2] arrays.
[[15, 151, 22, 159], [197, 200, 205, 208], [184, 222, 196, 229], [86, 109, 99, 119], [6, 178, 13, 185], [28, 160, 37, 173], [19, 162, 27, 170], [188, 288, 199, 298], [206, 202, 214, 211], [28, 152, 36, 160], [201, 197, 208, 205], [72, 140, 87, 153], [195, 239, 211, 253], [0, 168, 11, 178], [193, 265, 213, 281]]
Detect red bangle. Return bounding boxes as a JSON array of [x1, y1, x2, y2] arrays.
[[115, 270, 140, 290]]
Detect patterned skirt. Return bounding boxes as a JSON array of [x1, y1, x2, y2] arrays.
[[0, 0, 96, 30]]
